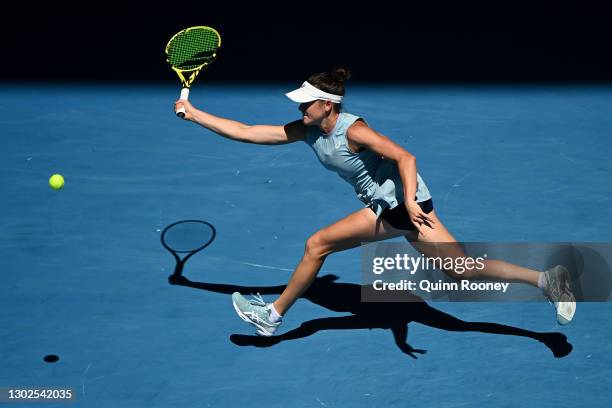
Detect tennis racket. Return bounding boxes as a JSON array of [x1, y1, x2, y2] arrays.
[[161, 220, 216, 284], [165, 26, 221, 118]]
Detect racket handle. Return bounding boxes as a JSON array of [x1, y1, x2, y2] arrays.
[[176, 88, 190, 118]]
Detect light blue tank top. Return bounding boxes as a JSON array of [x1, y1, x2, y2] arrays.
[[304, 112, 432, 217]]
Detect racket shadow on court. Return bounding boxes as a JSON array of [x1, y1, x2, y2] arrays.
[[169, 273, 573, 359], [161, 220, 216, 282]]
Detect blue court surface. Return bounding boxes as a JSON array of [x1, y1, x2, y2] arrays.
[[1, 83, 612, 407]]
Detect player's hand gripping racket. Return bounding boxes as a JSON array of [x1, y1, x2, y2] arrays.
[[161, 220, 216, 284], [165, 26, 221, 118]]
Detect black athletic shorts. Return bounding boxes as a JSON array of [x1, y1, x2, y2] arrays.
[[369, 199, 434, 231]]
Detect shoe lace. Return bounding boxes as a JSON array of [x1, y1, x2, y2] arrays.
[[248, 293, 267, 307], [545, 274, 560, 301]]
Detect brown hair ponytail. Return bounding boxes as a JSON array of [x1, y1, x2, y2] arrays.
[[307, 67, 351, 111]]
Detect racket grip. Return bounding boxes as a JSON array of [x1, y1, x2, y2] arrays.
[[176, 88, 190, 118]]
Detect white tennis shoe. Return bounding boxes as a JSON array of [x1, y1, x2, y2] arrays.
[[543, 265, 576, 325], [232, 292, 281, 336]]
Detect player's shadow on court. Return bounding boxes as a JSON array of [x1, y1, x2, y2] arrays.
[[169, 274, 572, 359]]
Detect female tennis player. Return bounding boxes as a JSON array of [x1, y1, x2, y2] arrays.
[[174, 68, 576, 336]]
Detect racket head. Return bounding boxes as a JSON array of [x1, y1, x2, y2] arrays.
[[165, 26, 221, 78], [161, 219, 216, 254]]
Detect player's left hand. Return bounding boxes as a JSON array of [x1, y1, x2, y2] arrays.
[[406, 200, 435, 232]]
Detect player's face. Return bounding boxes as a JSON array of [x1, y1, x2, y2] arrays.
[[299, 100, 329, 125]]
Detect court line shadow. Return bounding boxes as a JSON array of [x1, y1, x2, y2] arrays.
[[169, 274, 572, 359]]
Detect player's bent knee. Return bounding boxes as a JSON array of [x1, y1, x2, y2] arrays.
[[304, 233, 332, 261]]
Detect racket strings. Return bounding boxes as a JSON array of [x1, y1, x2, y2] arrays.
[[167, 28, 220, 70]]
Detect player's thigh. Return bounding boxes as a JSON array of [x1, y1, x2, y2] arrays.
[[310, 207, 406, 255]]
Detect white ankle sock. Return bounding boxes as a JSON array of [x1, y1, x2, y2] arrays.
[[268, 304, 283, 323], [537, 272, 547, 291]]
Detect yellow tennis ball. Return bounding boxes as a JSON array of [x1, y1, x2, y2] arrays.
[[49, 174, 65, 190]]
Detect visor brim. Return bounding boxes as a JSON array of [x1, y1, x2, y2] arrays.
[[285, 89, 318, 103]]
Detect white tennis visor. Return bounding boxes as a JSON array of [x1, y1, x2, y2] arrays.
[[285, 81, 343, 103]]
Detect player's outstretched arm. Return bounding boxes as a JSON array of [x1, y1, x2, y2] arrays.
[[175, 100, 305, 145]]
